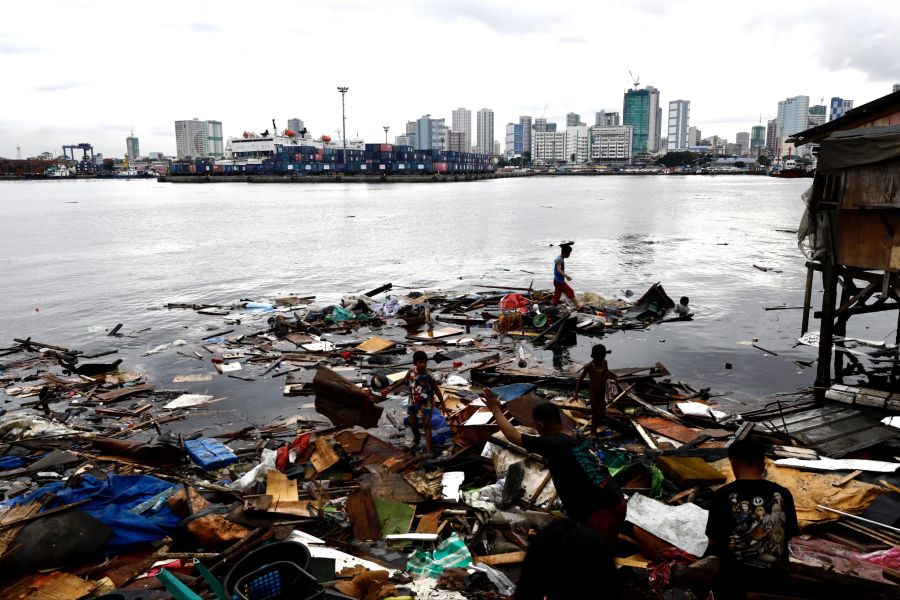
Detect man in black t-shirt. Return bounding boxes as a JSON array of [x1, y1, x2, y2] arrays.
[[705, 439, 799, 598], [484, 390, 626, 550]]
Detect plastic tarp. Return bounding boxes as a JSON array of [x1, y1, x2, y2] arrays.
[[817, 125, 900, 171], [489, 383, 536, 402], [625, 493, 709, 557], [406, 533, 472, 577], [6, 474, 180, 552]]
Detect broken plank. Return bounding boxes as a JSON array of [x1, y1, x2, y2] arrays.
[[473, 551, 526, 566], [95, 383, 154, 403]]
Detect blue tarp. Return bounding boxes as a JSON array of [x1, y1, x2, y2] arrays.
[[490, 383, 537, 402], [6, 474, 181, 553]]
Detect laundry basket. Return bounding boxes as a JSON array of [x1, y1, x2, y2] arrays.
[[233, 561, 323, 600]]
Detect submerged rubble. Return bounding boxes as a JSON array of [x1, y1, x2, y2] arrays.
[[0, 282, 898, 599]]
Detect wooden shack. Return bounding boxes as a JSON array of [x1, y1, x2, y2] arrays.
[[788, 90, 900, 398]]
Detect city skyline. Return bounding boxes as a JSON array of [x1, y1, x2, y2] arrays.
[[2, 0, 899, 158]]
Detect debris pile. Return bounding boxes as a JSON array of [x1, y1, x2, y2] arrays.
[[1, 282, 898, 599]]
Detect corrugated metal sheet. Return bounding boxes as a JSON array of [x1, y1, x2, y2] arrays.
[[761, 404, 897, 457]]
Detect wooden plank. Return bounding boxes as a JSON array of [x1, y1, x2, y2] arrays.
[[656, 456, 726, 487], [265, 470, 299, 504], [473, 551, 526, 566], [832, 470, 864, 487], [356, 337, 397, 354], [407, 327, 465, 340], [637, 417, 698, 444], [94, 383, 154, 403], [310, 437, 340, 473], [415, 509, 444, 534], [346, 488, 381, 541]]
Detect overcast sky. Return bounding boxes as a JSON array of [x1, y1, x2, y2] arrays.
[[2, 0, 899, 159]]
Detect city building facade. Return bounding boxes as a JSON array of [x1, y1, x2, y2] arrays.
[[623, 86, 661, 154], [667, 100, 690, 150], [205, 121, 223, 158], [776, 95, 810, 157], [531, 131, 567, 164], [175, 119, 209, 158], [565, 125, 590, 163], [595, 111, 620, 127], [589, 125, 633, 163], [533, 118, 547, 133], [566, 112, 583, 127], [287, 118, 304, 132], [750, 126, 765, 152], [808, 105, 827, 128], [829, 97, 853, 122], [519, 116, 532, 156], [448, 131, 466, 153], [416, 115, 432, 151], [452, 108, 472, 153], [765, 119, 777, 156], [476, 109, 494, 155], [735, 131, 750, 155], [688, 126, 701, 147], [126, 136, 140, 162]]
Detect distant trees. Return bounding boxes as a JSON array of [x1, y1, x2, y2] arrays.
[[656, 151, 701, 167], [756, 155, 773, 167]]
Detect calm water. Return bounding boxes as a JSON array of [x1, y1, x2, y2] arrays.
[[2, 176, 876, 420]]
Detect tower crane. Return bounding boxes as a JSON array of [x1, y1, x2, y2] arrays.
[[628, 70, 640, 90]]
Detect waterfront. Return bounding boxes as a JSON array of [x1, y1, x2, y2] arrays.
[[0, 175, 878, 412]]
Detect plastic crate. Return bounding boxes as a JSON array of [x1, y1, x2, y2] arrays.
[[235, 561, 322, 600]]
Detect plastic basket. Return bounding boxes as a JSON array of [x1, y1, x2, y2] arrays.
[[234, 561, 323, 600]]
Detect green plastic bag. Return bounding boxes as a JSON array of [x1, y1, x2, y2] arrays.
[[406, 533, 472, 577], [651, 465, 664, 499], [329, 306, 355, 322]]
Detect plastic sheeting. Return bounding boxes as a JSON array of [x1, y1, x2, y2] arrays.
[[6, 474, 180, 553], [817, 125, 900, 171], [625, 493, 709, 557]]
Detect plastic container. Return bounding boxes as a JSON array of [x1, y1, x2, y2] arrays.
[[224, 541, 311, 598], [234, 561, 323, 600], [184, 438, 238, 470]]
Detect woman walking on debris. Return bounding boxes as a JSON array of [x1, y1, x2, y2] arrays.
[[484, 390, 626, 550], [552, 242, 582, 309]]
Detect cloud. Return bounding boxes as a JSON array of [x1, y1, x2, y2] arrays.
[[186, 21, 218, 33], [415, 0, 561, 35], [34, 82, 81, 92], [559, 36, 587, 45], [0, 41, 40, 54]]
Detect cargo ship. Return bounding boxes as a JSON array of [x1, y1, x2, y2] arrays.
[[170, 140, 493, 177]]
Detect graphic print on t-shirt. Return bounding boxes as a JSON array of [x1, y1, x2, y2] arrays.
[[727, 490, 788, 566]]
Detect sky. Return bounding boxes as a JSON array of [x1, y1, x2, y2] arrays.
[[2, 0, 900, 159]]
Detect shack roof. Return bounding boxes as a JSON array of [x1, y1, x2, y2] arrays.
[[816, 124, 900, 170], [789, 90, 900, 147]]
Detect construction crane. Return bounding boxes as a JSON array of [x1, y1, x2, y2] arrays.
[[628, 70, 640, 90]]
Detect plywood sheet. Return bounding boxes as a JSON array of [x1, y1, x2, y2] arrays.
[[311, 437, 340, 473], [656, 456, 726, 487], [346, 488, 381, 541], [266, 470, 299, 503], [408, 327, 465, 340], [637, 417, 698, 444], [356, 337, 397, 354]]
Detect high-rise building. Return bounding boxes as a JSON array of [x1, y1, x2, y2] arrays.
[[404, 121, 418, 150], [566, 112, 583, 127], [735, 132, 750, 155], [287, 118, 304, 133], [519, 116, 532, 156], [394, 134, 413, 147], [829, 97, 854, 121], [666, 100, 690, 150], [532, 131, 567, 164], [533, 118, 547, 133], [452, 108, 472, 153], [595, 111, 620, 127], [623, 86, 661, 154], [126, 135, 140, 161], [416, 115, 432, 151], [765, 119, 777, 156], [505, 123, 516, 155], [430, 117, 448, 151], [776, 95, 810, 157], [566, 126, 590, 163], [546, 122, 557, 132], [476, 109, 494, 155], [808, 105, 827, 128], [175, 119, 213, 158], [589, 125, 633, 163], [750, 126, 765, 151], [494, 140, 502, 156], [688, 126, 701, 147], [448, 131, 466, 153], [205, 120, 223, 158]]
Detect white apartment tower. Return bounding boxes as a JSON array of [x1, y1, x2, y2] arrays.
[[776, 95, 810, 157], [667, 100, 690, 150], [452, 108, 472, 153], [476, 109, 494, 155]]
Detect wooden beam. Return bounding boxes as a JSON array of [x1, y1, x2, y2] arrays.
[[473, 551, 526, 566]]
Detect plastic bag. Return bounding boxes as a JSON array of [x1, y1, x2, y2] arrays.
[[329, 305, 356, 322]]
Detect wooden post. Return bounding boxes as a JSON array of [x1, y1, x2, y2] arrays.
[[833, 278, 851, 384], [801, 264, 815, 336], [815, 258, 838, 403]]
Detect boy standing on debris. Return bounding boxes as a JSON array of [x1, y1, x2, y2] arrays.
[[484, 392, 626, 550], [553, 243, 582, 309], [382, 350, 444, 454], [705, 439, 799, 597], [574, 343, 619, 437]]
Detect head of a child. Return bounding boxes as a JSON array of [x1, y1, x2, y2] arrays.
[[560, 243, 572, 258], [680, 296, 690, 307], [532, 402, 564, 436], [728, 438, 766, 480], [413, 350, 428, 374], [591, 343, 607, 365]]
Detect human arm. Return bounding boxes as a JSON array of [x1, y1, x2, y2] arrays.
[[483, 389, 522, 446], [379, 372, 408, 398], [431, 374, 445, 406], [574, 365, 588, 401], [556, 260, 572, 281]]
